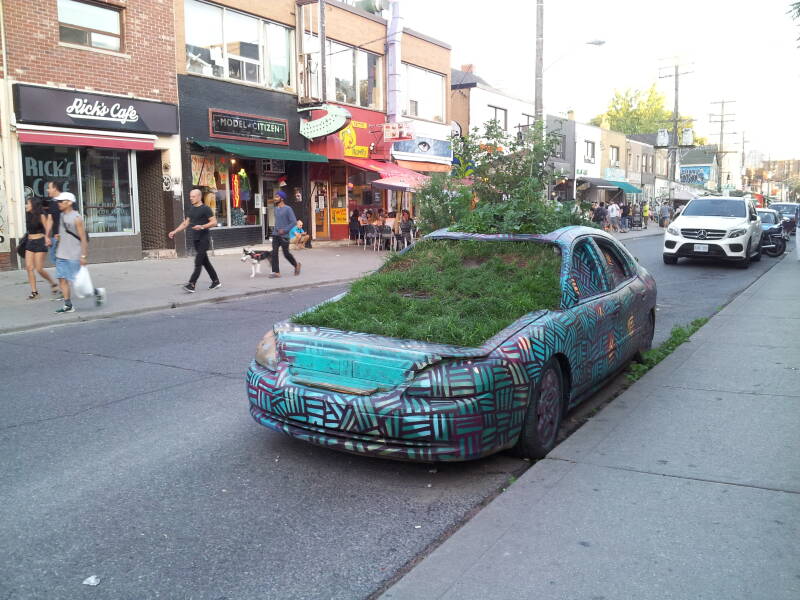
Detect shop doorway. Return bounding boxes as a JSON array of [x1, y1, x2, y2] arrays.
[[137, 150, 170, 250], [260, 178, 278, 241], [311, 180, 329, 239]]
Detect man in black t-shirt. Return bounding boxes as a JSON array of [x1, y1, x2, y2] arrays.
[[169, 188, 221, 293]]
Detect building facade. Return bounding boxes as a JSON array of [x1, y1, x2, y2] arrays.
[[0, 0, 182, 269]]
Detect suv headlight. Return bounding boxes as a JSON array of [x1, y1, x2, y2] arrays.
[[727, 228, 747, 238], [666, 225, 679, 235], [255, 331, 278, 369]]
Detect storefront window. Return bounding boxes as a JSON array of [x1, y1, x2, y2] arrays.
[[403, 64, 445, 122], [79, 149, 132, 234], [21, 145, 135, 235], [191, 154, 262, 227]]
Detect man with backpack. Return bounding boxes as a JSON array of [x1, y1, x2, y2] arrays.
[[54, 193, 106, 313]]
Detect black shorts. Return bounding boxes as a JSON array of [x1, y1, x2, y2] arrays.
[[26, 237, 47, 253]]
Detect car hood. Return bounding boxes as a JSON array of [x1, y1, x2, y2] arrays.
[[272, 311, 550, 394], [672, 215, 748, 231]]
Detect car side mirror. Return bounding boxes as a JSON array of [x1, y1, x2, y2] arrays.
[[750, 214, 757, 221]]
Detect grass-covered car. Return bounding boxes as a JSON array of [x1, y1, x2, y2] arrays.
[[247, 226, 657, 461]]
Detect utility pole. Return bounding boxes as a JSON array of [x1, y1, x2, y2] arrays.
[[709, 100, 736, 193], [534, 0, 544, 124], [658, 63, 692, 202]]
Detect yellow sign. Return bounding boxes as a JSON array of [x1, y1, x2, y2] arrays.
[[331, 207, 348, 224], [339, 122, 369, 158]]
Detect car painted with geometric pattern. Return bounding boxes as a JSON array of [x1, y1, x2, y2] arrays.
[[247, 226, 656, 462]]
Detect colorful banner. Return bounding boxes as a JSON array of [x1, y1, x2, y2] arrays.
[[331, 207, 349, 224]]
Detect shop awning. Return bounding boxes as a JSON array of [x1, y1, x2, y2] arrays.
[[371, 175, 426, 192], [193, 139, 328, 163], [344, 157, 429, 190], [611, 181, 643, 194], [395, 159, 452, 173], [17, 126, 156, 151], [579, 177, 619, 189]]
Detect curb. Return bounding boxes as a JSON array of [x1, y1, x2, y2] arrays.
[[0, 277, 357, 336]]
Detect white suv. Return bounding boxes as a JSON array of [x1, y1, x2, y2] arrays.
[[662, 197, 762, 268]]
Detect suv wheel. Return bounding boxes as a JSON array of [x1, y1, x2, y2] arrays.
[[663, 254, 678, 265], [737, 241, 751, 269], [751, 237, 762, 262]]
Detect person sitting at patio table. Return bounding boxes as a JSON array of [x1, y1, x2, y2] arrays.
[[289, 220, 310, 250], [395, 209, 416, 248]]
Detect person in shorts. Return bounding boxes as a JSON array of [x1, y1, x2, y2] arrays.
[[54, 193, 106, 313], [24, 196, 58, 299]]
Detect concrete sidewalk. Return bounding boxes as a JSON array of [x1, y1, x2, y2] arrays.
[[383, 253, 800, 600], [0, 244, 385, 334]]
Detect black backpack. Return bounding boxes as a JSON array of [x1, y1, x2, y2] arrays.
[[62, 218, 90, 242]]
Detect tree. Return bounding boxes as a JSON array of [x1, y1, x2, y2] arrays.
[[591, 85, 702, 142], [791, 2, 800, 43], [414, 121, 594, 235]]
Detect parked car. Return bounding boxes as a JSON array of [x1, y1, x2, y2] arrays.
[[757, 208, 789, 257], [247, 227, 657, 462], [768, 202, 799, 235], [662, 196, 762, 268]]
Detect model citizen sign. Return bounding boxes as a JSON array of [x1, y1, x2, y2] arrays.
[[209, 109, 288, 145], [66, 98, 139, 124]]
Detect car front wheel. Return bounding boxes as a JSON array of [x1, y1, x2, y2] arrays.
[[514, 358, 564, 459], [737, 241, 751, 269], [751, 237, 762, 262], [663, 254, 678, 265]]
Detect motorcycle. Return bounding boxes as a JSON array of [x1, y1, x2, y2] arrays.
[[761, 218, 790, 257]]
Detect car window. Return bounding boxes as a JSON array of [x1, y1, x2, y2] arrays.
[[758, 212, 776, 224], [570, 239, 609, 300], [682, 199, 746, 218], [594, 238, 633, 289]]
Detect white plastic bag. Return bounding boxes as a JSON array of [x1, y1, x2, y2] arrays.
[[73, 266, 94, 298]]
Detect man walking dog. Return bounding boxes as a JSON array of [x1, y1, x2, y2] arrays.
[[169, 188, 221, 293], [270, 191, 301, 278]]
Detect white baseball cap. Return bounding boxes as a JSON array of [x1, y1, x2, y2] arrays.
[[55, 192, 77, 203]]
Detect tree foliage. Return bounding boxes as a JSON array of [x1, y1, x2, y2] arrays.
[[591, 85, 702, 142], [792, 1, 800, 43], [414, 120, 595, 235]]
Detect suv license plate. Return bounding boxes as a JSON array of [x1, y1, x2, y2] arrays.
[[694, 244, 709, 252]]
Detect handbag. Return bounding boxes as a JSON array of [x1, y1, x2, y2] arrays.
[[16, 234, 27, 259]]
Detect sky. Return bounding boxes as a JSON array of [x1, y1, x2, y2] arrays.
[[400, 0, 800, 159]]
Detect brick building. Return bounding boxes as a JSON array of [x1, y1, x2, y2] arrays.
[[0, 0, 182, 269]]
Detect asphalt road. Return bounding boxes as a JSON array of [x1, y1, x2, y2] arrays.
[[0, 238, 787, 600]]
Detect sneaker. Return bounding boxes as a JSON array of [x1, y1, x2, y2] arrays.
[[208, 281, 222, 290], [183, 283, 196, 293], [294, 262, 302, 276], [55, 304, 75, 314], [95, 287, 107, 306], [269, 273, 281, 278]]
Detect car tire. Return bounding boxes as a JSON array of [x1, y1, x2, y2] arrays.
[[633, 311, 655, 363], [662, 254, 678, 265], [513, 358, 564, 460], [752, 237, 762, 262], [737, 241, 751, 269]]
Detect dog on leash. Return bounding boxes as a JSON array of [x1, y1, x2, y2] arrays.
[[241, 248, 272, 278]]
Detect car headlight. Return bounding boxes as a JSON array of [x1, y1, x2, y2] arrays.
[[666, 226, 679, 236], [727, 228, 747, 238], [255, 331, 278, 369]]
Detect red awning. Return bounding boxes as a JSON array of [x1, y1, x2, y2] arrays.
[[17, 128, 156, 151], [343, 157, 429, 189]]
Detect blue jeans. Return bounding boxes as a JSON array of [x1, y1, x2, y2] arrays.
[[48, 238, 58, 264]]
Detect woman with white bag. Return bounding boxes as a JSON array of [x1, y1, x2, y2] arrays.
[[53, 193, 106, 314]]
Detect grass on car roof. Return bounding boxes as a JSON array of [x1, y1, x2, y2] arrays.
[[292, 239, 563, 347]]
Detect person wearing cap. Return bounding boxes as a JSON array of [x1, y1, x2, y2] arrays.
[[270, 190, 301, 278], [169, 187, 221, 293], [44, 180, 69, 276], [54, 193, 106, 313]]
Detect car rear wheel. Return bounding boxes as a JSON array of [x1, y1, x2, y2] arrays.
[[663, 254, 678, 265], [514, 358, 564, 459], [633, 311, 655, 363]]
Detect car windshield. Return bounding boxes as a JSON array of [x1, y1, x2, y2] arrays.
[[681, 199, 746, 218], [770, 204, 796, 215], [758, 212, 777, 224]]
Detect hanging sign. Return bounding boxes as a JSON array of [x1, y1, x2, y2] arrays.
[[298, 103, 352, 139], [209, 109, 288, 145]]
